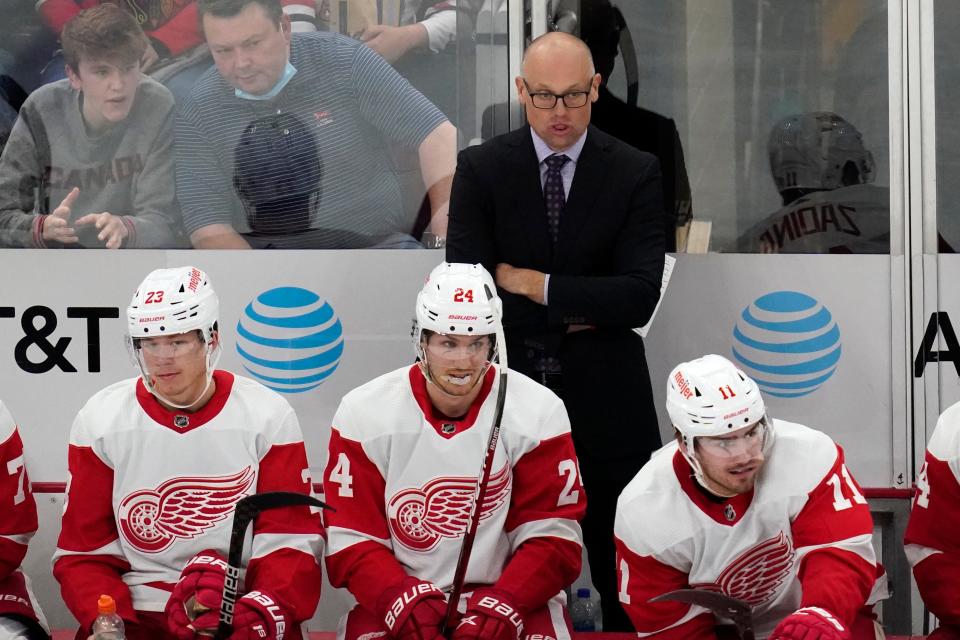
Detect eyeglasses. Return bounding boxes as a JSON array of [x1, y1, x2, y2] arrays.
[[425, 338, 492, 359], [697, 422, 767, 458], [522, 80, 592, 109], [137, 336, 204, 358]]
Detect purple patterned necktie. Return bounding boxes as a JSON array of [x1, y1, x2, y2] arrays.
[[543, 153, 570, 243]]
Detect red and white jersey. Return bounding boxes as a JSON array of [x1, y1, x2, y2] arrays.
[[53, 370, 323, 629], [324, 365, 586, 613], [739, 184, 889, 254], [0, 401, 37, 581], [615, 420, 885, 639], [904, 401, 960, 625]]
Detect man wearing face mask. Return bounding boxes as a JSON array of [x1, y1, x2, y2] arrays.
[[614, 355, 888, 640], [323, 262, 586, 640], [53, 266, 323, 640], [176, 0, 457, 250]]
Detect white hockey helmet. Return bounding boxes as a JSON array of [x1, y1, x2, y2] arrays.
[[127, 266, 219, 342], [413, 262, 502, 362], [768, 111, 875, 194], [666, 354, 771, 478], [126, 266, 221, 409]]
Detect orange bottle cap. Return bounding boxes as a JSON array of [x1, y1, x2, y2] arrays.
[[97, 594, 116, 615]]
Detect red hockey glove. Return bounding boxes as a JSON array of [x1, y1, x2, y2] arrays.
[[229, 590, 292, 640], [375, 577, 447, 640], [769, 607, 851, 640], [451, 588, 524, 640], [166, 549, 229, 639]]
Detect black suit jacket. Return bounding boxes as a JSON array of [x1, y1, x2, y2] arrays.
[[446, 124, 665, 460]]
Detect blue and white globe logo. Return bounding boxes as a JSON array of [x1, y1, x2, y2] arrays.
[[236, 287, 344, 394], [731, 291, 841, 398]]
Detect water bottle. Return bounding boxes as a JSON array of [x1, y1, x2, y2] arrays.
[[569, 587, 602, 632], [92, 594, 126, 640]]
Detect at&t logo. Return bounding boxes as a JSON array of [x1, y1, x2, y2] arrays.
[[236, 287, 343, 394], [731, 291, 841, 398]]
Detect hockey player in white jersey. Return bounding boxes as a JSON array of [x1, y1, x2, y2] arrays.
[[53, 266, 323, 640], [614, 354, 886, 640], [0, 400, 50, 640], [323, 262, 586, 640], [904, 402, 960, 639], [738, 111, 889, 254]]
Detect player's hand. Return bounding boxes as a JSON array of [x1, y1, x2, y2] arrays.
[[769, 607, 850, 640], [43, 187, 80, 244], [228, 590, 291, 640], [165, 549, 228, 639], [376, 577, 447, 640], [358, 24, 426, 63], [74, 211, 129, 249], [451, 587, 524, 640], [141, 42, 160, 72]]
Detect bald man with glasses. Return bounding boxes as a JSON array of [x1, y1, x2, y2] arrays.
[[446, 31, 666, 631]]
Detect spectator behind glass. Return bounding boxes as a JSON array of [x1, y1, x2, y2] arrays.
[[0, 4, 183, 249], [735, 111, 889, 254], [35, 0, 318, 101], [579, 0, 692, 253], [176, 0, 457, 249], [339, 0, 483, 123]]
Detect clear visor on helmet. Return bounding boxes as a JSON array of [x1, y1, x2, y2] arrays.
[[695, 417, 770, 459], [423, 333, 495, 361]]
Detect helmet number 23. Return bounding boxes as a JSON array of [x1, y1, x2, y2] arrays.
[[453, 288, 474, 303], [144, 291, 165, 304]]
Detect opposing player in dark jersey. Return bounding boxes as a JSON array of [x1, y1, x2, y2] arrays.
[[324, 262, 586, 640]]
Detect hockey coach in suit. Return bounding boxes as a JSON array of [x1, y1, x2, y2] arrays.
[[446, 30, 665, 632]]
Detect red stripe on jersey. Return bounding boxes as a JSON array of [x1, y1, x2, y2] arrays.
[[245, 441, 323, 622], [135, 370, 235, 433], [57, 445, 119, 553], [797, 548, 879, 627], [409, 365, 494, 438], [905, 452, 960, 557], [0, 426, 37, 576], [913, 552, 960, 624], [791, 446, 873, 549], [326, 540, 408, 613], [671, 450, 754, 526], [504, 433, 585, 532], [53, 554, 134, 629], [323, 428, 392, 541], [614, 536, 718, 638], [906, 450, 960, 623], [495, 536, 581, 614]]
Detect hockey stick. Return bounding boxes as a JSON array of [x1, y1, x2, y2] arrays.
[[441, 285, 509, 635], [214, 491, 331, 640], [650, 589, 755, 640]]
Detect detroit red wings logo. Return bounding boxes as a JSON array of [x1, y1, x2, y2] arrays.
[[388, 465, 511, 551], [118, 467, 255, 553], [691, 532, 796, 607]]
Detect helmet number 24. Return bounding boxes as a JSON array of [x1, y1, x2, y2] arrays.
[[453, 288, 474, 303]]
